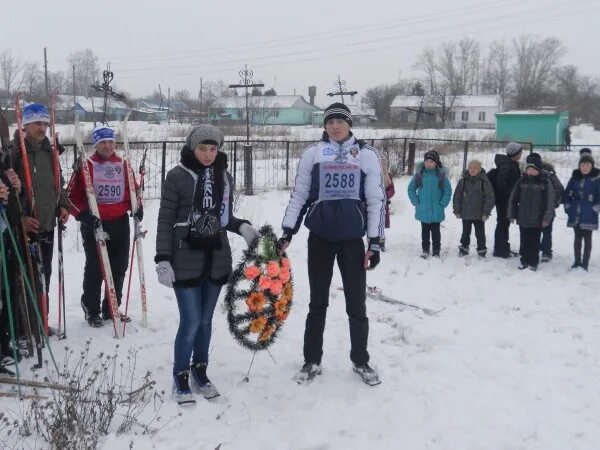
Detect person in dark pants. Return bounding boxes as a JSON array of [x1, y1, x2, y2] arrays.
[[492, 142, 523, 258], [408, 150, 452, 258], [10, 103, 70, 328], [453, 160, 495, 257], [508, 159, 555, 271], [68, 127, 141, 327], [524, 153, 564, 262], [279, 103, 385, 386], [563, 154, 600, 271]]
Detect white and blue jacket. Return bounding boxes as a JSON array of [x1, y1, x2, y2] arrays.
[[282, 133, 386, 242]]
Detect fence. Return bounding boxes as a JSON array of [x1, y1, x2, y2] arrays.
[[59, 139, 600, 199]]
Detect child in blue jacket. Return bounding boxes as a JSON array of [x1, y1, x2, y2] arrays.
[[564, 154, 600, 271], [408, 150, 452, 258]]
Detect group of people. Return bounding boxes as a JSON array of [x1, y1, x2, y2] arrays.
[[0, 102, 141, 372], [1, 100, 598, 405], [407, 142, 600, 271]]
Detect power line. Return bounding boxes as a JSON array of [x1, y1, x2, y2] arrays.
[[115, 0, 597, 78], [104, 0, 534, 64]]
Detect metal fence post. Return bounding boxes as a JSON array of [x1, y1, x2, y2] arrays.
[[161, 141, 167, 187], [407, 141, 416, 175], [285, 141, 290, 188], [401, 138, 407, 175], [243, 143, 253, 195], [233, 141, 238, 187], [463, 140, 469, 172]]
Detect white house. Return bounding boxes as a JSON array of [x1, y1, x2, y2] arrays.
[[390, 95, 502, 128]]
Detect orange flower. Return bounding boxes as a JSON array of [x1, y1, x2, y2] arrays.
[[266, 261, 281, 277], [279, 267, 291, 284], [274, 298, 290, 322], [244, 265, 261, 281], [269, 279, 283, 296], [278, 293, 291, 305], [259, 325, 276, 342], [258, 276, 272, 291], [282, 282, 293, 299], [245, 292, 267, 312], [275, 309, 289, 323], [281, 258, 290, 270], [249, 315, 267, 333]]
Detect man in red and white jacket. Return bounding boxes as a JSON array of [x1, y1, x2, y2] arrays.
[[69, 126, 142, 327]]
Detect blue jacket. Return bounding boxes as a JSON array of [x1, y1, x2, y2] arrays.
[[282, 132, 385, 242], [564, 168, 600, 230], [408, 163, 452, 224]]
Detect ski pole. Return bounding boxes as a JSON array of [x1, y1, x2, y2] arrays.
[[0, 205, 21, 397], [2, 210, 58, 371]]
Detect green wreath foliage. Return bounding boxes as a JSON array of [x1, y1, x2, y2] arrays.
[[225, 225, 293, 351]]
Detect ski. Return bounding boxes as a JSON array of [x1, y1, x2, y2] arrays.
[[50, 93, 67, 339], [74, 117, 123, 339], [121, 112, 148, 330], [366, 286, 445, 316]]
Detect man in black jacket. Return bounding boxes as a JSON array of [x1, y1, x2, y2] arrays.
[[492, 142, 523, 258]]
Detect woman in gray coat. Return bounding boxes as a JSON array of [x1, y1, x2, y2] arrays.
[[155, 125, 258, 405]]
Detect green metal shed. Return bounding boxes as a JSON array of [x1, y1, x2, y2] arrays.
[[495, 109, 570, 148]]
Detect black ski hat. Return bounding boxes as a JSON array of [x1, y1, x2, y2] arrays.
[[424, 150, 441, 167], [323, 103, 352, 127], [579, 154, 595, 167], [580, 147, 592, 156]]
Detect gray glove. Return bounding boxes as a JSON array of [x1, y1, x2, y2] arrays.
[[156, 261, 175, 288], [239, 223, 260, 246]]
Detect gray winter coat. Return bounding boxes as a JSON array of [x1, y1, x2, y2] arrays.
[[507, 173, 555, 228], [155, 152, 246, 285], [452, 170, 495, 220]]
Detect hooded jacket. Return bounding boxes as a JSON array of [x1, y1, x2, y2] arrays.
[[408, 162, 452, 223], [563, 167, 600, 230], [452, 169, 495, 221]]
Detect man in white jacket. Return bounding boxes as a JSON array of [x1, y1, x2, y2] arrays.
[[279, 103, 385, 386]]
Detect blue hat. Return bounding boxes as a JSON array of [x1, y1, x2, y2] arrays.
[[92, 126, 116, 146], [22, 103, 50, 125]]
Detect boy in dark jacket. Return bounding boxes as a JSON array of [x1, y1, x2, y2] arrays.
[[563, 154, 600, 270], [453, 160, 495, 258], [492, 142, 523, 258], [525, 153, 564, 262], [508, 159, 555, 271]]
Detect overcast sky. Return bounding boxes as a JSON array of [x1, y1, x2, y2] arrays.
[[3, 0, 600, 106]]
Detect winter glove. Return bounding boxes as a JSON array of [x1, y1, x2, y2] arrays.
[[133, 205, 144, 222], [365, 238, 381, 270], [156, 261, 175, 288], [78, 210, 101, 229], [239, 222, 260, 246], [277, 229, 293, 254], [482, 215, 489, 222]]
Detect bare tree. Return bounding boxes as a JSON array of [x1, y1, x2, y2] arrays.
[[21, 62, 43, 100], [47, 70, 69, 96], [0, 50, 22, 98], [512, 35, 565, 108], [481, 40, 512, 104], [363, 83, 405, 123], [68, 48, 100, 96]]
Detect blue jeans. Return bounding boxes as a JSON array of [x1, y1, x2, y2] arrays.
[[173, 280, 222, 374]]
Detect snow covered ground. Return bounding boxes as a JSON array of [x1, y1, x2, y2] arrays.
[[2, 177, 600, 450]]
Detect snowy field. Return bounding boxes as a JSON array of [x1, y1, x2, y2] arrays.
[[2, 176, 600, 450]]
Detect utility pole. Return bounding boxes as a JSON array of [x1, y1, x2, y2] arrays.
[[228, 65, 264, 196], [90, 63, 126, 125], [44, 47, 49, 103], [72, 64, 76, 104], [326, 75, 357, 104], [167, 87, 171, 124]]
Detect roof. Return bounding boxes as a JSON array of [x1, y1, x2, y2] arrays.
[[56, 94, 129, 112], [212, 95, 320, 110], [391, 95, 501, 109], [496, 108, 566, 116]]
